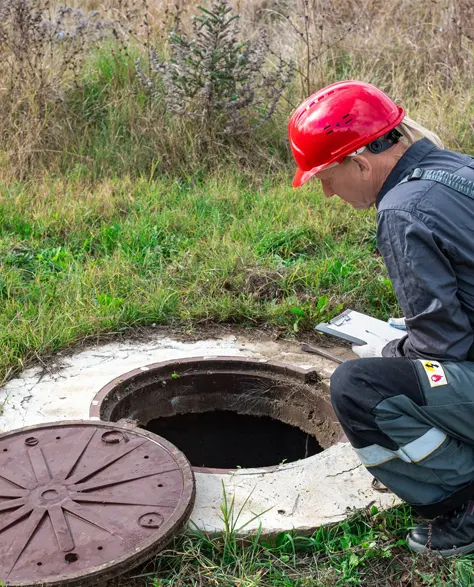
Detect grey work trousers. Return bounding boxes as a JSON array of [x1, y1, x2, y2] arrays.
[[330, 357, 474, 518]]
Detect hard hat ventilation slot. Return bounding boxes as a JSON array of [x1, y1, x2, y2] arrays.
[[326, 130, 333, 135], [324, 125, 331, 130], [345, 119, 353, 124]]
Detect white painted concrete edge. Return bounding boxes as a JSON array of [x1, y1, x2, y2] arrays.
[[0, 333, 400, 535], [193, 444, 399, 536]]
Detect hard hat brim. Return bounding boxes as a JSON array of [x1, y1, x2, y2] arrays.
[[292, 165, 323, 188]]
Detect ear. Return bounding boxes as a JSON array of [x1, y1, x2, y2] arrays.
[[351, 155, 372, 179]]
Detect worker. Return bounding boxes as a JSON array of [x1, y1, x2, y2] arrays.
[[288, 80, 474, 556]]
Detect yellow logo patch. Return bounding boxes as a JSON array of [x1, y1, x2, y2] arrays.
[[419, 360, 448, 387]]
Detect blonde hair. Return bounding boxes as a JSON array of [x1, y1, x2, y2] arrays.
[[396, 116, 444, 149]]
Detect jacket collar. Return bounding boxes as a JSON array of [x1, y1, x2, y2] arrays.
[[376, 138, 438, 208]]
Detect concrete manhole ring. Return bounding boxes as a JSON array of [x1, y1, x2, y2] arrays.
[[0, 421, 195, 587]]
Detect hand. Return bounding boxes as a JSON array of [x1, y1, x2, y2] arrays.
[[353, 317, 406, 358], [352, 333, 387, 358], [388, 316, 407, 331]]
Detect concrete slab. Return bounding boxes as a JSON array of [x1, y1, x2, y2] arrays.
[[0, 332, 399, 535], [193, 443, 399, 536]]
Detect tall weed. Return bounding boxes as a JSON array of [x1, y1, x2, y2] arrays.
[[0, 0, 473, 181]]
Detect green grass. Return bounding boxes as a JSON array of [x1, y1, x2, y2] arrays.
[[0, 170, 398, 384], [2, 165, 473, 587], [4, 166, 474, 585], [121, 495, 474, 587]]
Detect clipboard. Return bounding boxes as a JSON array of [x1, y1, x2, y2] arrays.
[[316, 309, 404, 346]]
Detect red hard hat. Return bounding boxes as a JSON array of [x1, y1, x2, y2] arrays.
[[288, 81, 405, 188]]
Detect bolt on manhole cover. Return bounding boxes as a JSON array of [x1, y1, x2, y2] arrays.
[[0, 421, 195, 587]]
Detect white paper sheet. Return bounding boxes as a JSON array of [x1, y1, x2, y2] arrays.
[[316, 310, 405, 345]]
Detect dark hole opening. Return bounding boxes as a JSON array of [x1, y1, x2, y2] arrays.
[[144, 411, 322, 469]]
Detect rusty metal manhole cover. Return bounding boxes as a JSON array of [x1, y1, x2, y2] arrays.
[[0, 421, 195, 586]]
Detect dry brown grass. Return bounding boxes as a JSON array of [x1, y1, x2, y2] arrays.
[[0, 0, 472, 181]]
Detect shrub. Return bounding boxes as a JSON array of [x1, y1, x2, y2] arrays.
[[0, 0, 114, 108], [135, 0, 294, 138], [0, 0, 117, 175]]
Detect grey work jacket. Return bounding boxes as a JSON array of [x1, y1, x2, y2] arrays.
[[377, 139, 474, 361]]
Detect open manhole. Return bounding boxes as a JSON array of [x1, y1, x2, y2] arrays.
[[91, 357, 341, 471]]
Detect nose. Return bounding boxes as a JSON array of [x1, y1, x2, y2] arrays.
[[321, 180, 335, 198]]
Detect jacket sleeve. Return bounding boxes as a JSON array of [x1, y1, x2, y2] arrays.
[[377, 208, 474, 361]]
